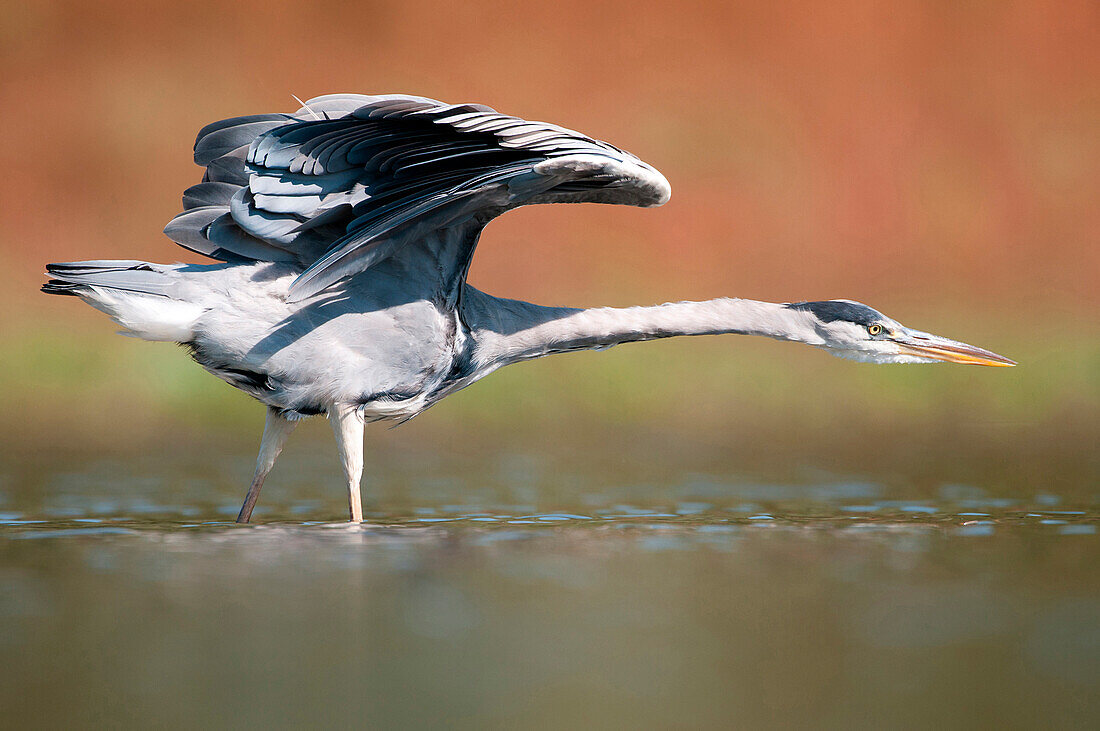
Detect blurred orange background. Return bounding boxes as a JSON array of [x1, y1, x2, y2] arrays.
[[0, 0, 1097, 462], [3, 0, 1096, 317]]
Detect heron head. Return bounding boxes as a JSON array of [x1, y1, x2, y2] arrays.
[[785, 300, 1016, 366]]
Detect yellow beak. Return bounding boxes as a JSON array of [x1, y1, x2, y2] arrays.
[[894, 333, 1016, 367]]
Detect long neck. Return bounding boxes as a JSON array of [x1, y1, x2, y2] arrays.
[[461, 287, 824, 369]]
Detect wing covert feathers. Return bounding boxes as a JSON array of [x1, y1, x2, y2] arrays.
[[164, 94, 671, 300]]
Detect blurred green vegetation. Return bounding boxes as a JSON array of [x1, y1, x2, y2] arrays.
[[4, 311, 1095, 456]]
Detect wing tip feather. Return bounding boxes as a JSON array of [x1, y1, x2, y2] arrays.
[[172, 93, 671, 295]]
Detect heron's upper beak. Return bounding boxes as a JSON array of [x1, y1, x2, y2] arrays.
[[892, 331, 1016, 367]]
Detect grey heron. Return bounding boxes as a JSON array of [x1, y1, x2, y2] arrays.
[[42, 93, 1015, 523]]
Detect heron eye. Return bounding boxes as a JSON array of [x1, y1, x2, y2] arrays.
[[868, 324, 883, 336]]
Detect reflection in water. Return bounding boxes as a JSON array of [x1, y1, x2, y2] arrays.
[[2, 508, 1098, 534], [2, 512, 1098, 727], [0, 444, 1097, 728]]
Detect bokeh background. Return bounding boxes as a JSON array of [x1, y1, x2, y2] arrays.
[[1, 0, 1096, 467], [2, 2, 1099, 727]]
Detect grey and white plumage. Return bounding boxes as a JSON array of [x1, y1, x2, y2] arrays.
[[43, 93, 1014, 522]]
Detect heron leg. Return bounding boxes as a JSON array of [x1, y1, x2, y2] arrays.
[[236, 408, 297, 524], [329, 403, 365, 522]]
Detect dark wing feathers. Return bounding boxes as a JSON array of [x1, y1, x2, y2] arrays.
[[164, 93, 670, 301], [202, 151, 249, 185], [165, 207, 297, 262], [181, 181, 239, 210], [164, 207, 229, 255], [194, 118, 292, 166]]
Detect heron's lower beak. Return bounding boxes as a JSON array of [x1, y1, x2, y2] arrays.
[[893, 332, 1016, 367]]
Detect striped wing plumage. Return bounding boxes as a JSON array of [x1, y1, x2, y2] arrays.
[[165, 94, 670, 302]]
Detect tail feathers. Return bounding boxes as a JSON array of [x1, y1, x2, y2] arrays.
[[43, 260, 202, 342], [44, 260, 178, 296], [41, 280, 84, 296]]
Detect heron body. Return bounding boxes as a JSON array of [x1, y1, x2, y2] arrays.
[[43, 93, 1014, 522]]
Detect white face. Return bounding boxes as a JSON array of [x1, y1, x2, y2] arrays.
[[802, 303, 1015, 367], [816, 320, 935, 364], [825, 330, 940, 363]]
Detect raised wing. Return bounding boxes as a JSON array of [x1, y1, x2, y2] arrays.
[[164, 94, 671, 302]]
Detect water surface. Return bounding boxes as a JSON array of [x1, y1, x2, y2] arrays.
[[2, 429, 1098, 729]]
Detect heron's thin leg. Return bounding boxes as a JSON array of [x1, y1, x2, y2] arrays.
[[236, 408, 297, 524], [329, 403, 365, 522]]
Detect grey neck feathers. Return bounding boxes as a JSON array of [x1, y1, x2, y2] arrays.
[[461, 287, 824, 368]]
